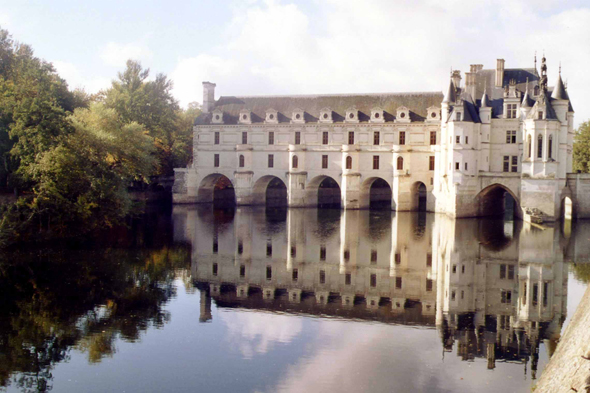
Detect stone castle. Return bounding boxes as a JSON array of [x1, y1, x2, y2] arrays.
[[173, 56, 590, 222]]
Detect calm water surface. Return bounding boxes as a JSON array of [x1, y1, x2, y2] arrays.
[[1, 206, 589, 393]]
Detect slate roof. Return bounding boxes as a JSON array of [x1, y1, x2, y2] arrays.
[[195, 92, 444, 125]]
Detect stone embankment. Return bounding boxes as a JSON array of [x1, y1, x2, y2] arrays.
[[536, 285, 590, 392]]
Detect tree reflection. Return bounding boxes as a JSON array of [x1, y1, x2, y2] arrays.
[[0, 240, 190, 392]]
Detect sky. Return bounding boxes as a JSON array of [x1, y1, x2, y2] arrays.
[[1, 0, 589, 126]]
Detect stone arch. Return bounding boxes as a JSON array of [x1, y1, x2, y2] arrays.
[[306, 175, 341, 208], [197, 173, 236, 207], [475, 183, 522, 219], [410, 181, 428, 211], [252, 175, 288, 207], [360, 177, 393, 209]]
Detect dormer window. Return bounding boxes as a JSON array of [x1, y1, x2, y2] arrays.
[[371, 107, 384, 123], [426, 106, 440, 122], [538, 111, 544, 120], [506, 103, 518, 119], [455, 111, 462, 121], [346, 107, 359, 123], [266, 109, 278, 124], [239, 110, 251, 124], [212, 109, 224, 124], [396, 106, 410, 123], [291, 108, 305, 124], [319, 108, 333, 123]]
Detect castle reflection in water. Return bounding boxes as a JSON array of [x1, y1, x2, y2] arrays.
[[173, 206, 577, 377]]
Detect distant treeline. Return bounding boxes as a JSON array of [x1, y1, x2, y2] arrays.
[[0, 27, 200, 246]]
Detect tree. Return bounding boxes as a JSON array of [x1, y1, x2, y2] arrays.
[[173, 102, 201, 169], [104, 60, 180, 176], [573, 121, 590, 173]]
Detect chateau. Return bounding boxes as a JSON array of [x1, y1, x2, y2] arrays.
[[173, 56, 590, 222]]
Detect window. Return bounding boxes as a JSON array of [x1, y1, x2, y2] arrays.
[[322, 155, 328, 169], [508, 265, 515, 280], [343, 250, 350, 261], [370, 274, 377, 287], [371, 250, 377, 264], [455, 162, 459, 170], [506, 103, 517, 119], [426, 279, 433, 292], [452, 264, 457, 273], [320, 246, 326, 261], [345, 273, 351, 285], [464, 162, 468, 171], [395, 252, 401, 265], [237, 241, 243, 255], [290, 246, 296, 258], [399, 131, 405, 145], [461, 265, 465, 274], [322, 131, 329, 145], [528, 135, 532, 158], [240, 264, 245, 277], [455, 112, 461, 121], [346, 156, 352, 170], [543, 282, 549, 307], [522, 282, 527, 305], [532, 283, 539, 306], [465, 136, 469, 144], [500, 264, 507, 279], [537, 135, 543, 159], [373, 131, 380, 145], [266, 266, 272, 280], [538, 111, 543, 120], [506, 130, 517, 144], [239, 155, 245, 168], [295, 131, 301, 145], [430, 131, 436, 145], [214, 154, 220, 168], [292, 269, 298, 282], [429, 156, 435, 171], [266, 242, 272, 256], [319, 270, 326, 284], [426, 253, 432, 267], [292, 155, 298, 169], [373, 155, 380, 170], [503, 156, 510, 172], [395, 277, 402, 289], [451, 290, 456, 301], [268, 154, 274, 168], [397, 156, 404, 170], [268, 131, 274, 145], [548, 135, 553, 159], [511, 156, 518, 172], [213, 238, 218, 253], [214, 131, 220, 145], [456, 136, 460, 144], [242, 131, 248, 144], [348, 131, 355, 145], [212, 263, 218, 276]]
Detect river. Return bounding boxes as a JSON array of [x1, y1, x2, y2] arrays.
[[1, 206, 588, 392]]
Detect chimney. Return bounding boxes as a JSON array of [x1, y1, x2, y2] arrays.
[[495, 59, 505, 87], [202, 81, 216, 113], [451, 70, 462, 89]]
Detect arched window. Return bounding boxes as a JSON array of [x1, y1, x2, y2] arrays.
[[239, 155, 245, 168], [537, 134, 543, 159], [292, 155, 298, 169], [345, 156, 352, 170], [397, 156, 404, 170], [548, 135, 553, 159], [527, 135, 532, 158]]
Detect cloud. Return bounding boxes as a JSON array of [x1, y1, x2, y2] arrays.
[[219, 310, 302, 359], [0, 12, 10, 28], [52, 60, 111, 93], [100, 42, 153, 67], [170, 0, 589, 125]]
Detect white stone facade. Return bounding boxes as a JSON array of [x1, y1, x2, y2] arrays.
[[174, 57, 581, 222]]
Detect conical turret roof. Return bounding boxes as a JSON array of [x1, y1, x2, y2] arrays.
[[442, 79, 456, 104], [551, 74, 569, 100], [480, 89, 490, 108]]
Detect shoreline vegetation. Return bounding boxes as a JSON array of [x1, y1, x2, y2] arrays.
[[0, 27, 200, 247]]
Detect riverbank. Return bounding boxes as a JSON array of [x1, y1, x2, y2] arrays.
[[536, 284, 590, 392]]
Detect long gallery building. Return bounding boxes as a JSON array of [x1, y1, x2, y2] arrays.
[[173, 56, 590, 222]]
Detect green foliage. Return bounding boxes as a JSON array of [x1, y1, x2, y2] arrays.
[[573, 121, 590, 173], [572, 263, 590, 283], [173, 102, 201, 168], [104, 60, 181, 176]]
